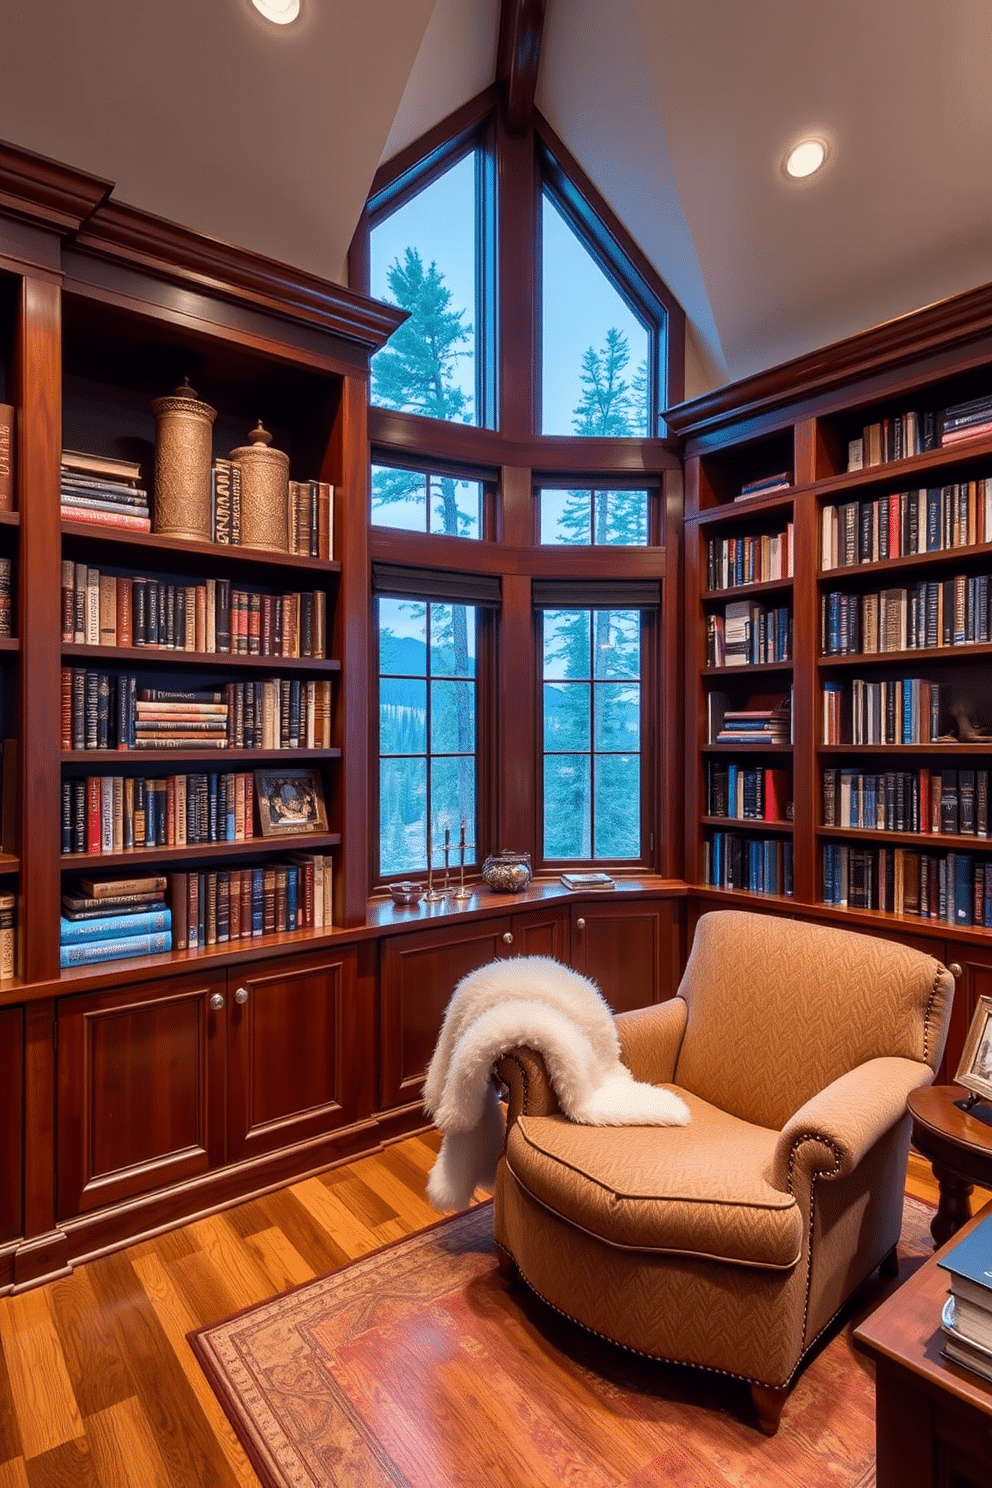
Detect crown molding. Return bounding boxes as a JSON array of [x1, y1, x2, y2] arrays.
[[0, 141, 111, 235], [667, 280, 992, 439]]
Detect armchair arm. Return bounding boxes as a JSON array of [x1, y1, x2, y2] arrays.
[[615, 997, 688, 1086], [494, 1047, 561, 1128], [771, 1055, 934, 1194]]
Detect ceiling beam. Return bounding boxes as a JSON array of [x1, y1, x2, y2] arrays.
[[497, 0, 547, 135]]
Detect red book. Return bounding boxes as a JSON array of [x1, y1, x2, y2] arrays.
[[0, 404, 14, 512], [763, 768, 791, 823], [87, 776, 101, 854], [61, 504, 151, 531]]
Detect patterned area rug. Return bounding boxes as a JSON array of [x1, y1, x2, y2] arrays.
[[191, 1197, 935, 1488]]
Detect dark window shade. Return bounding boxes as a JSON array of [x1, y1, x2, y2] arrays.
[[372, 563, 501, 608], [531, 579, 660, 609]]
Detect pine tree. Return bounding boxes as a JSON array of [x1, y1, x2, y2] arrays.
[[372, 248, 472, 425]]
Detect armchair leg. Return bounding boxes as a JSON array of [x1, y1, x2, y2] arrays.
[[751, 1382, 787, 1436], [496, 1246, 520, 1288], [879, 1246, 899, 1280]]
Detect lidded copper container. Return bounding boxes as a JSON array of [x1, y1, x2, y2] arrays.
[[230, 421, 290, 552], [150, 378, 216, 542]]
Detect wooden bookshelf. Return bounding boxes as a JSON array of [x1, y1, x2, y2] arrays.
[[671, 280, 992, 1084]]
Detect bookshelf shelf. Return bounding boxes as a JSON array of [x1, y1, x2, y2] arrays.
[[60, 644, 341, 673], [60, 833, 342, 869], [60, 747, 341, 764], [60, 519, 342, 575]]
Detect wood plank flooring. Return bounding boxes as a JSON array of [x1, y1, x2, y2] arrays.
[[0, 1136, 983, 1488]]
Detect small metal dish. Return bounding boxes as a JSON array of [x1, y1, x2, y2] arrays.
[[389, 881, 425, 906]]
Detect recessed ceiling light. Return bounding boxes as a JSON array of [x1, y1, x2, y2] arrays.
[[251, 0, 300, 23], [784, 138, 827, 179]]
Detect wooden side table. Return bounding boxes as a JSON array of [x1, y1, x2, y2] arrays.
[[908, 1085, 992, 1247], [854, 1205, 992, 1488]]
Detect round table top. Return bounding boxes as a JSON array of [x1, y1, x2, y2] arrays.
[[909, 1084, 992, 1169]]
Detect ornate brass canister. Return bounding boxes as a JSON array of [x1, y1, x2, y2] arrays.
[[150, 378, 216, 542], [230, 421, 290, 552]]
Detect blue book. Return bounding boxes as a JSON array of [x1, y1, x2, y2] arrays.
[[938, 1209, 992, 1308], [286, 864, 299, 929], [952, 851, 974, 926], [251, 865, 265, 934], [60, 907, 172, 944], [60, 930, 172, 968]]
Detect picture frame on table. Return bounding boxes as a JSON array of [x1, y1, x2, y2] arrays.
[[255, 768, 328, 836], [954, 994, 992, 1103]]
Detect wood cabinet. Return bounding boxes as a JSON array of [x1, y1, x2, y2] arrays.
[[378, 895, 678, 1111], [56, 944, 366, 1223], [0, 1005, 22, 1259], [671, 279, 992, 1076]]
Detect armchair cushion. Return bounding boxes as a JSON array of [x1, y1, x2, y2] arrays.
[[505, 1090, 803, 1268]]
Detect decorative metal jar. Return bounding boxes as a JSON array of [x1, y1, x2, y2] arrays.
[[150, 378, 216, 542], [481, 850, 532, 893], [230, 421, 290, 552]]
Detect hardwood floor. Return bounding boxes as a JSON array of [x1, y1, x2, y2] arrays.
[[0, 1136, 985, 1488]]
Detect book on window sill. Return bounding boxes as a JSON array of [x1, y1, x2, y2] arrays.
[[560, 871, 615, 890]]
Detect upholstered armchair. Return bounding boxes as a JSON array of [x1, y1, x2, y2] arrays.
[[493, 910, 954, 1434]]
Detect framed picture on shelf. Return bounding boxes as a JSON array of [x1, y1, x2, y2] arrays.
[[255, 768, 328, 837], [954, 995, 992, 1103]]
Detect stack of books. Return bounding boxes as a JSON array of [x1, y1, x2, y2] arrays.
[[60, 450, 151, 531], [60, 874, 172, 968], [134, 692, 229, 749], [735, 471, 791, 502], [939, 1208, 992, 1382], [940, 394, 992, 449], [715, 699, 791, 745]]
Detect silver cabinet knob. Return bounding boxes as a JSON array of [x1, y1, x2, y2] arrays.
[[949, 963, 963, 979], [576, 917, 586, 930], [502, 932, 513, 945], [208, 992, 224, 1011], [234, 986, 249, 1004]]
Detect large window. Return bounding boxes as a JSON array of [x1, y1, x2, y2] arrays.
[[539, 604, 645, 862], [370, 147, 493, 429], [541, 190, 651, 439]]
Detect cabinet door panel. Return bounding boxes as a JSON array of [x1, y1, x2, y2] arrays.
[[57, 976, 225, 1219], [379, 920, 511, 1109], [0, 1005, 22, 1243], [940, 947, 992, 1085], [511, 907, 568, 961], [226, 947, 363, 1163], [571, 901, 673, 1012]]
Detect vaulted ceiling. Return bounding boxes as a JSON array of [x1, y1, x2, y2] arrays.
[[2, 0, 991, 402]]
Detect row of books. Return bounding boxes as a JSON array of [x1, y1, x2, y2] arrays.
[[822, 767, 990, 837], [939, 1211, 992, 1385], [212, 459, 333, 559], [705, 762, 792, 823], [60, 449, 334, 558], [703, 833, 794, 897], [61, 770, 258, 855], [734, 471, 792, 502], [705, 524, 794, 591], [60, 675, 333, 752], [821, 480, 992, 570], [167, 855, 333, 952], [707, 692, 792, 745], [847, 410, 930, 470], [821, 843, 992, 924], [60, 449, 151, 531], [822, 677, 944, 746], [60, 853, 334, 965], [60, 566, 327, 658], [846, 395, 992, 473], [821, 574, 992, 657], [706, 601, 792, 668]]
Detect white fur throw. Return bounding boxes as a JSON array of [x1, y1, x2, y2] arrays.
[[422, 955, 690, 1211]]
